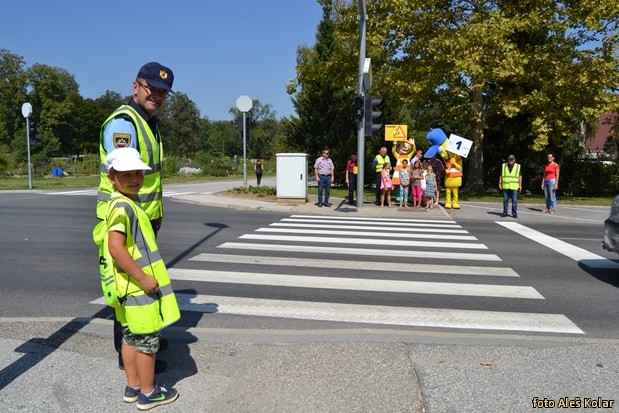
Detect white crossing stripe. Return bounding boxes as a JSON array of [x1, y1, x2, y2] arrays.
[[256, 227, 477, 241], [498, 222, 619, 270], [90, 294, 582, 334], [282, 217, 461, 229], [218, 242, 502, 261], [240, 234, 487, 249], [289, 214, 456, 224], [165, 191, 194, 196], [46, 189, 97, 195], [270, 222, 469, 234], [95, 294, 584, 334], [168, 268, 539, 298], [45, 190, 186, 197], [190, 253, 516, 277]]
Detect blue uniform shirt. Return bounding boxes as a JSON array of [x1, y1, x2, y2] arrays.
[[102, 117, 138, 153]]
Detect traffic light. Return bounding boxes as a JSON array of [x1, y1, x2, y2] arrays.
[[353, 96, 364, 120], [28, 121, 39, 146], [29, 121, 38, 138], [236, 116, 250, 144], [364, 96, 384, 137]]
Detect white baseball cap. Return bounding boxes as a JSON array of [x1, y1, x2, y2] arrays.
[[106, 148, 151, 172]]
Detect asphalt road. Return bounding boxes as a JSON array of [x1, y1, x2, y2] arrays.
[[1, 188, 617, 341]]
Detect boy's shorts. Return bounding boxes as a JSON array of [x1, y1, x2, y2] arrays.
[[121, 327, 161, 354]]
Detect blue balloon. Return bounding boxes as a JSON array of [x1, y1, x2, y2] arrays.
[[424, 128, 447, 158]]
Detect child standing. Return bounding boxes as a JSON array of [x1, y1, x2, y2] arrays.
[[411, 160, 423, 208], [425, 165, 437, 209], [399, 159, 410, 207], [94, 148, 180, 411], [380, 162, 393, 207]]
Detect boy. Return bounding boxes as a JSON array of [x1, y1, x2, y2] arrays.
[[95, 147, 180, 410]]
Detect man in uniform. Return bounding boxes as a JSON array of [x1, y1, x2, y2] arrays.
[[96, 62, 174, 372]]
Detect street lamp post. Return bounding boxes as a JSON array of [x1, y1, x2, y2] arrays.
[[21, 103, 33, 189]]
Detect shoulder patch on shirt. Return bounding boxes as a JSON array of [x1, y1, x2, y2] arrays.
[[113, 133, 131, 148]]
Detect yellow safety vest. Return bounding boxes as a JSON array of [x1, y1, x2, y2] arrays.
[[501, 163, 521, 190], [374, 155, 389, 172], [96, 105, 163, 220], [93, 193, 180, 334]]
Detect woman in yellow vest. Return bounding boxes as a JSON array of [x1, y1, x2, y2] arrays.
[[499, 154, 522, 218], [96, 147, 180, 410]]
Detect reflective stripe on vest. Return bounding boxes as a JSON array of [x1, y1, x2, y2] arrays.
[[124, 284, 175, 307], [105, 195, 180, 334], [501, 163, 520, 190], [96, 105, 163, 220]]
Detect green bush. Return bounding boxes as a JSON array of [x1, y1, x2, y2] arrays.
[[229, 185, 276, 197], [192, 151, 241, 177], [163, 156, 179, 178]]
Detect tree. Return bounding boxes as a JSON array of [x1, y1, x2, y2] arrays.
[[158, 92, 201, 158], [287, 0, 358, 173], [26, 63, 82, 158], [335, 0, 619, 190], [0, 50, 28, 147], [205, 120, 241, 157], [229, 100, 283, 159]]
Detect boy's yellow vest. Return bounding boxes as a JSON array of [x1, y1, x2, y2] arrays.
[[93, 194, 180, 334], [96, 105, 163, 220]]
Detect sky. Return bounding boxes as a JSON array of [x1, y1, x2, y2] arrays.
[[2, 0, 323, 121]]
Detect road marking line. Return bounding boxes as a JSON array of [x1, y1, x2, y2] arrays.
[[240, 234, 488, 249], [168, 268, 538, 298], [92, 295, 582, 334], [46, 189, 96, 195], [271, 222, 469, 234], [290, 214, 455, 224], [189, 253, 516, 277], [497, 222, 619, 269], [282, 217, 461, 229], [256, 227, 477, 241], [218, 242, 502, 261], [45, 190, 182, 197], [165, 191, 194, 196]]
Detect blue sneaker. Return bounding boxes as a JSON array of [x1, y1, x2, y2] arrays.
[[123, 385, 140, 403], [137, 385, 179, 411]]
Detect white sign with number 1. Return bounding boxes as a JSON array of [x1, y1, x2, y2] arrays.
[[446, 134, 472, 158]]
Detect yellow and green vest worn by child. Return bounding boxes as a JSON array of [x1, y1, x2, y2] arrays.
[[93, 193, 180, 334]]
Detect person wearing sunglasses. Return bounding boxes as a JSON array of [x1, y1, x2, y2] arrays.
[[96, 62, 174, 374]]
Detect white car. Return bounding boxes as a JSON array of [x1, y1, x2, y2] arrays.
[[602, 195, 619, 254]]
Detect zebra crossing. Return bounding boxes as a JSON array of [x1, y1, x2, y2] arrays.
[[91, 214, 585, 335]]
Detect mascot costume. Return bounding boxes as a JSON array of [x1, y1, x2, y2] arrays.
[[424, 128, 463, 209], [391, 138, 416, 201]]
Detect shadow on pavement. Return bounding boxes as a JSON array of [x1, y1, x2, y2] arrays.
[[157, 289, 200, 388]]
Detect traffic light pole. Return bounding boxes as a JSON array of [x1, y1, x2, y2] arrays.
[[356, 0, 367, 209]]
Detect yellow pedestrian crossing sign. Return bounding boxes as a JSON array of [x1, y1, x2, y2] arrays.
[[385, 124, 408, 141]]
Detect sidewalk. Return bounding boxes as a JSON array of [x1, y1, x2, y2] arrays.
[[2, 318, 618, 412]]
